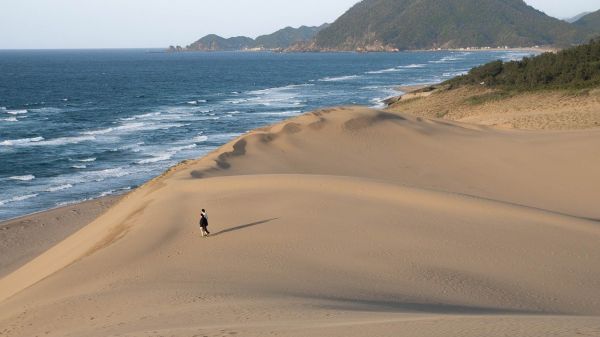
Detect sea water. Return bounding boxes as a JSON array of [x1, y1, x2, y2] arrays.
[[0, 49, 532, 220]]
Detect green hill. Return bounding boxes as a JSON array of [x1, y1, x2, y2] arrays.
[[255, 24, 329, 49], [573, 10, 600, 37], [178, 25, 328, 52], [445, 38, 600, 90], [185, 35, 255, 51], [313, 0, 583, 51]]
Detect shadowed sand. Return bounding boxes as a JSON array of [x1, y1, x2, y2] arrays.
[[1, 107, 599, 337]]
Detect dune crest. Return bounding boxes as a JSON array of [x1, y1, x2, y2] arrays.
[[1, 107, 600, 337]]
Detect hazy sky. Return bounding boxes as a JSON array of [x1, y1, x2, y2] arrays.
[[1, 0, 599, 49]]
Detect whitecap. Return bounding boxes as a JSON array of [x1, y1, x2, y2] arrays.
[[87, 167, 132, 181], [137, 153, 173, 164], [71, 164, 87, 169], [282, 83, 314, 89], [78, 157, 97, 162], [318, 75, 360, 82], [29, 107, 63, 113], [399, 64, 426, 68], [0, 136, 44, 146], [119, 112, 161, 121], [137, 144, 197, 165], [5, 109, 28, 115], [46, 184, 73, 192], [34, 135, 95, 146], [0, 193, 39, 206], [57, 198, 90, 207], [1, 135, 94, 147], [8, 175, 35, 181], [98, 190, 116, 198], [193, 135, 209, 142], [186, 100, 207, 105], [254, 110, 302, 116], [170, 144, 197, 152], [365, 67, 402, 74], [1, 117, 18, 122]]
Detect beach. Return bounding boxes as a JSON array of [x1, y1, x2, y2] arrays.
[[1, 104, 600, 336]]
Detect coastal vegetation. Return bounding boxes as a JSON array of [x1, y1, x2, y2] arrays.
[[446, 38, 600, 90]]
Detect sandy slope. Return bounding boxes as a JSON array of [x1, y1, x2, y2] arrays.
[[387, 86, 600, 130], [0, 196, 121, 278], [1, 107, 599, 337]]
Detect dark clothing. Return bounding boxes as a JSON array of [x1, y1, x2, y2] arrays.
[[200, 215, 210, 235]]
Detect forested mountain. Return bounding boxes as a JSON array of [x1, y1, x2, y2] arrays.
[[171, 24, 328, 52], [182, 35, 255, 52], [445, 38, 600, 90], [311, 0, 584, 51], [573, 10, 600, 36], [171, 0, 599, 52], [255, 24, 329, 49]]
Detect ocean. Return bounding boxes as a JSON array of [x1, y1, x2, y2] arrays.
[[0, 49, 532, 220]]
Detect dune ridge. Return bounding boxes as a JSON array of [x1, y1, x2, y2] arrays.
[[1, 107, 600, 336]]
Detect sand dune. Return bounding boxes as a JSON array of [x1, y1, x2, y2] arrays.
[[1, 107, 600, 336], [387, 86, 600, 130]]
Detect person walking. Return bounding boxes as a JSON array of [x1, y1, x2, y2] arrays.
[[199, 209, 210, 237]]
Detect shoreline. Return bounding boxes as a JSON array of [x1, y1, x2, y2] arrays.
[[0, 195, 122, 277]]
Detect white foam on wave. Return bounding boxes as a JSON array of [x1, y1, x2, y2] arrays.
[[87, 167, 132, 182], [46, 184, 73, 192], [8, 175, 36, 181], [254, 110, 302, 116], [400, 64, 426, 68], [0, 136, 44, 146], [186, 100, 207, 105], [318, 75, 361, 82], [365, 67, 402, 74], [1, 135, 95, 147], [193, 135, 209, 142], [57, 198, 90, 207], [78, 157, 97, 162], [36, 135, 96, 146], [71, 164, 87, 169], [429, 53, 470, 64], [0, 193, 39, 206], [29, 107, 63, 113], [1, 117, 18, 122], [83, 121, 185, 136], [83, 122, 144, 135], [5, 109, 28, 115], [137, 154, 172, 164], [282, 83, 314, 89], [97, 186, 131, 198], [120, 112, 161, 121], [137, 144, 198, 165]]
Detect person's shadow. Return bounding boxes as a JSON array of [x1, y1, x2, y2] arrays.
[[212, 218, 279, 237]]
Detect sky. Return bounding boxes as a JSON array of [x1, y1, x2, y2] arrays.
[[0, 0, 599, 49]]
